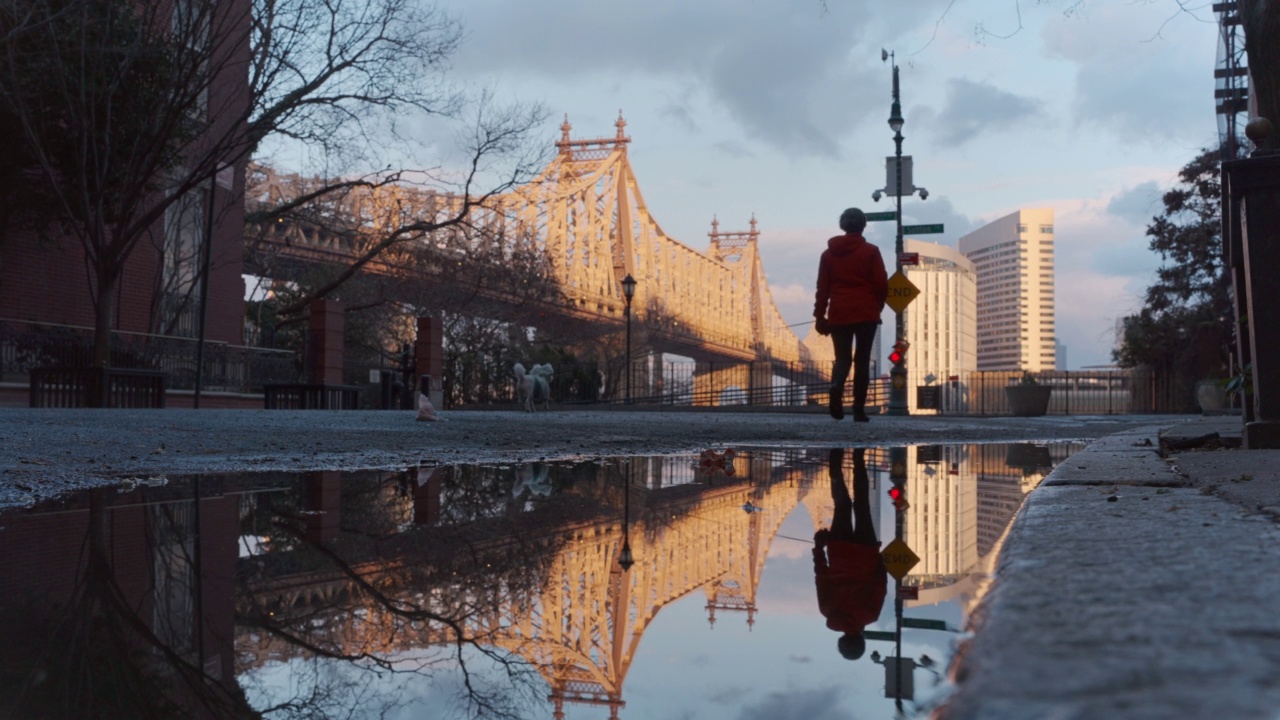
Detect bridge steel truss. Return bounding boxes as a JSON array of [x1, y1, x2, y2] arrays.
[[246, 115, 823, 402], [237, 452, 814, 718], [484, 114, 809, 367]]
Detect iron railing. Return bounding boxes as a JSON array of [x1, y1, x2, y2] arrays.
[[1, 319, 298, 394], [439, 356, 1186, 416]]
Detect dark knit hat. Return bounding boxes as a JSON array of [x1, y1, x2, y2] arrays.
[[839, 208, 867, 233]]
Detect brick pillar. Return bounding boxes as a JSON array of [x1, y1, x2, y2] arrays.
[[416, 316, 444, 408], [748, 361, 775, 406], [308, 299, 344, 385], [413, 466, 445, 526], [301, 471, 341, 544], [693, 362, 751, 406], [1225, 152, 1280, 448]]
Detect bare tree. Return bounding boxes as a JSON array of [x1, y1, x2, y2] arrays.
[[0, 0, 544, 380]]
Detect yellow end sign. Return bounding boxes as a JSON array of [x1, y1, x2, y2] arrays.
[[885, 271, 920, 313], [881, 538, 920, 580]]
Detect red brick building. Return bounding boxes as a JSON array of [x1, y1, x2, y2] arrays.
[[0, 0, 250, 378]]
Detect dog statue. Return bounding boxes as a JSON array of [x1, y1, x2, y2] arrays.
[[513, 362, 536, 412], [529, 363, 554, 411]]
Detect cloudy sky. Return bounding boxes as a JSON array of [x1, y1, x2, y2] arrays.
[[424, 0, 1221, 369]]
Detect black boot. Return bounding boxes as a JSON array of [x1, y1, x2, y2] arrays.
[[828, 386, 845, 420], [852, 406, 870, 422]]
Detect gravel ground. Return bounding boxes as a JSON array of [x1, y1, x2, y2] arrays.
[[0, 407, 1178, 507]]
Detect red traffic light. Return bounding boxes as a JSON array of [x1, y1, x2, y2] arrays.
[[889, 339, 908, 366]]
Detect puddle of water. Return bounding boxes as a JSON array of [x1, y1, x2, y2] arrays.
[[0, 442, 1081, 719]]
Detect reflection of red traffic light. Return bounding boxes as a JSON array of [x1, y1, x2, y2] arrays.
[[888, 485, 907, 510], [889, 349, 902, 364]]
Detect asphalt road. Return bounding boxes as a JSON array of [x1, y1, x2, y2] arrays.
[[0, 407, 1165, 507]]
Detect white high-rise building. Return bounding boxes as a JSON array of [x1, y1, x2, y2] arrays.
[[903, 239, 977, 411], [958, 209, 1057, 372]]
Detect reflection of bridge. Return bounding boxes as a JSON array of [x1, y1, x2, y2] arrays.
[[249, 115, 822, 400], [238, 453, 814, 717], [235, 445, 1068, 717]]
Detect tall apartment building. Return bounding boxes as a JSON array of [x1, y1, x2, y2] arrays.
[[957, 209, 1057, 372], [903, 239, 978, 411]]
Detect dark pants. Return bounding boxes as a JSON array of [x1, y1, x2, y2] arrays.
[[830, 322, 878, 410], [830, 448, 877, 546]]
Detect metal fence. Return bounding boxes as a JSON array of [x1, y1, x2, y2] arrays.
[[436, 355, 1184, 416], [1, 319, 298, 394], [912, 369, 1177, 416]]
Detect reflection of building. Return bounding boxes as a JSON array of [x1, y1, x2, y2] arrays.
[[901, 445, 977, 586], [903, 239, 978, 412], [959, 209, 1057, 371], [972, 444, 1031, 557], [0, 487, 246, 718]]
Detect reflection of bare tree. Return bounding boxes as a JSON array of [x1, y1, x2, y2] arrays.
[[0, 488, 256, 720], [235, 466, 595, 719]]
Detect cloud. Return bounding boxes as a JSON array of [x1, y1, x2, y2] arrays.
[[923, 78, 1043, 146], [1040, 5, 1216, 145], [902, 196, 977, 242], [714, 139, 756, 159], [736, 686, 852, 720], [1106, 181, 1162, 225], [441, 0, 894, 157]]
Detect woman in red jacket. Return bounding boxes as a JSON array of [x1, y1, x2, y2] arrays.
[[813, 208, 888, 421]]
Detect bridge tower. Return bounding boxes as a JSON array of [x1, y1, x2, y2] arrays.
[[692, 216, 777, 405]]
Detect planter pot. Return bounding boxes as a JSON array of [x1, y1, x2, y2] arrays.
[[1195, 380, 1227, 413], [1005, 385, 1052, 416]]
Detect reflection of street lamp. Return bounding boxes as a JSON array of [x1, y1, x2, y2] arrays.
[[622, 274, 636, 404], [619, 468, 635, 571]]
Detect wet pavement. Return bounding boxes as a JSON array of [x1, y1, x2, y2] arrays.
[[0, 408, 1159, 507], [0, 409, 1277, 719]]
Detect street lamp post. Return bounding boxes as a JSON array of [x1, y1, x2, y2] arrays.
[[622, 274, 636, 404], [875, 51, 927, 416], [888, 57, 907, 416]]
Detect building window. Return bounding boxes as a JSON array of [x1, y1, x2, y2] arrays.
[[1040, 224, 1054, 234], [161, 185, 207, 337], [1016, 223, 1028, 233]]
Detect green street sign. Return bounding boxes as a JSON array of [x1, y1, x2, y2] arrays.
[[902, 223, 944, 234], [865, 211, 897, 222]]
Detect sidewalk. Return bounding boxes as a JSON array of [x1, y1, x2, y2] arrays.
[[940, 416, 1280, 719]]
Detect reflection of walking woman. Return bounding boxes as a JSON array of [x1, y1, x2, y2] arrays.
[[813, 208, 888, 421], [813, 448, 887, 660]]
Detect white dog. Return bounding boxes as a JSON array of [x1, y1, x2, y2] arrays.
[[529, 363, 554, 411], [513, 362, 536, 412]]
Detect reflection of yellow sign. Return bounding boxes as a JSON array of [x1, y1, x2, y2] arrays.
[[886, 271, 920, 313], [881, 538, 920, 580]]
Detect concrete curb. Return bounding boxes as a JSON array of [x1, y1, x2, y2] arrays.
[[940, 425, 1280, 719]]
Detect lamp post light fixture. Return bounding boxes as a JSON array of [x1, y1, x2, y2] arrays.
[[875, 50, 929, 417], [622, 273, 636, 404]]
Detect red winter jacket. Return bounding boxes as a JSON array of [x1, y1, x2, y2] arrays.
[[813, 233, 888, 325], [813, 541, 888, 632]]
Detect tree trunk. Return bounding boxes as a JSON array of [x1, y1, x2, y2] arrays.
[[91, 264, 117, 407]]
